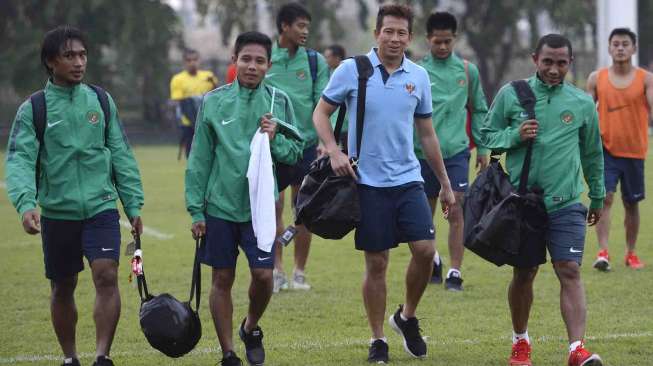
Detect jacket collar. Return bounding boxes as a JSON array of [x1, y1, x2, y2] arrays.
[[532, 73, 564, 93], [45, 78, 82, 97]]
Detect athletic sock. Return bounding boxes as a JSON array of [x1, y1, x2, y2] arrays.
[[293, 269, 305, 277], [569, 340, 582, 353], [447, 268, 461, 279], [399, 312, 409, 321], [63, 359, 75, 365], [433, 251, 441, 265], [370, 337, 387, 344], [512, 330, 529, 344]]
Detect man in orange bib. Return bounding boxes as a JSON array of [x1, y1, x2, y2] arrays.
[[587, 28, 653, 271]]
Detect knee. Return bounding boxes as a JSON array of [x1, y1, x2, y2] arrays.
[[553, 261, 580, 282], [604, 193, 615, 207], [212, 270, 235, 292], [513, 267, 538, 285], [251, 269, 273, 285], [93, 269, 118, 290], [413, 244, 436, 263], [51, 277, 77, 301], [448, 203, 464, 225], [622, 200, 638, 212], [366, 256, 389, 279]]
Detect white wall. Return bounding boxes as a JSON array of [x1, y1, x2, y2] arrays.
[[597, 0, 638, 67]]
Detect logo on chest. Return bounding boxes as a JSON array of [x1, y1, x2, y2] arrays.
[[87, 110, 101, 125], [296, 70, 307, 80], [560, 110, 575, 125], [458, 78, 466, 87], [405, 82, 416, 95]]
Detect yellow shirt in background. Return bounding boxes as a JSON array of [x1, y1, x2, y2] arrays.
[[170, 70, 217, 126]]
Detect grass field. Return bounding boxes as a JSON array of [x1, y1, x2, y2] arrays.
[[0, 145, 651, 366]]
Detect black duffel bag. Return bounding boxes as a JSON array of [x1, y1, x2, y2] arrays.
[[463, 79, 549, 267], [294, 55, 373, 239], [133, 235, 202, 358]]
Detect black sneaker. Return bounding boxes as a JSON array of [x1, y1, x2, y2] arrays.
[[388, 305, 427, 358], [239, 318, 265, 365], [61, 359, 81, 366], [444, 271, 464, 292], [430, 257, 443, 284], [367, 339, 389, 364], [92, 356, 114, 366], [221, 351, 243, 366]]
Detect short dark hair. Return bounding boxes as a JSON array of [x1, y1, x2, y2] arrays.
[[41, 25, 87, 76], [426, 11, 457, 35], [276, 2, 312, 34], [376, 4, 414, 33], [534, 33, 573, 57], [234, 31, 273, 61], [609, 27, 637, 45], [183, 49, 199, 59], [326, 44, 346, 60]]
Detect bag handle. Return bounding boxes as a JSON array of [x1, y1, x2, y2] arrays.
[[510, 79, 537, 194], [188, 237, 202, 312], [133, 233, 151, 303]]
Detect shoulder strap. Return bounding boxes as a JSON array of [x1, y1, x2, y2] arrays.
[[464, 59, 472, 110], [88, 84, 111, 145], [30, 90, 47, 196], [354, 55, 373, 159], [333, 104, 347, 144], [307, 49, 318, 104], [510, 79, 537, 194], [188, 237, 202, 311]]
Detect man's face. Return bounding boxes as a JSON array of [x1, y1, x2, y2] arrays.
[[324, 49, 342, 70], [608, 34, 636, 63], [374, 16, 412, 61], [532, 44, 572, 86], [184, 53, 200, 74], [427, 29, 456, 59], [47, 39, 86, 86], [233, 44, 270, 89], [281, 17, 310, 47]]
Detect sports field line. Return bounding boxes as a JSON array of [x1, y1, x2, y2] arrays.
[[1, 331, 651, 364], [0, 180, 173, 240]]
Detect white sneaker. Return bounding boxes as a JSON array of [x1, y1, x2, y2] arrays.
[[290, 271, 311, 290], [273, 270, 288, 293]]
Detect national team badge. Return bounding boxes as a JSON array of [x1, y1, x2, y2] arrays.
[[458, 78, 466, 86], [405, 82, 415, 94], [87, 111, 100, 125], [560, 110, 574, 125], [296, 70, 306, 80]]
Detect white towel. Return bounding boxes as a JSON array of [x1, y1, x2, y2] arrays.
[[247, 128, 276, 253]]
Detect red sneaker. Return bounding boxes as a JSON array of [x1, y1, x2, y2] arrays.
[[625, 252, 644, 269], [568, 342, 602, 366], [509, 339, 532, 366], [592, 249, 611, 272]]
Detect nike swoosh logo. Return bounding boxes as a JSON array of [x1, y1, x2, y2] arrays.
[[47, 120, 64, 128], [101, 248, 114, 252], [258, 256, 271, 261], [221, 118, 236, 125], [607, 105, 627, 113], [429, 228, 435, 234], [569, 247, 582, 253], [265, 73, 277, 78], [458, 182, 468, 187]]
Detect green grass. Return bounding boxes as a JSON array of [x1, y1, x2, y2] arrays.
[[1, 145, 652, 366]]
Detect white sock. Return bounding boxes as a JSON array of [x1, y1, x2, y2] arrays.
[[512, 330, 529, 344], [447, 268, 461, 278], [399, 312, 409, 321], [433, 251, 441, 265], [569, 340, 582, 353], [63, 359, 74, 365], [294, 269, 304, 277], [370, 337, 387, 344]]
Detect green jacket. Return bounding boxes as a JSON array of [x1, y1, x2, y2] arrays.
[[481, 75, 605, 212], [266, 43, 329, 147], [416, 53, 489, 159], [185, 80, 303, 224], [5, 80, 144, 220]]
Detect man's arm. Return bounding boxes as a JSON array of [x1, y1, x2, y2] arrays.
[[579, 104, 605, 225], [645, 71, 653, 111], [184, 102, 214, 225], [415, 116, 455, 214], [586, 71, 598, 102], [105, 96, 145, 234], [269, 94, 304, 165], [468, 64, 490, 157]]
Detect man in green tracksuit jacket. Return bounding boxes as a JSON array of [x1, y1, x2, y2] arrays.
[[4, 26, 144, 366], [265, 2, 330, 292], [481, 34, 605, 366], [185, 31, 302, 366], [416, 12, 490, 291]]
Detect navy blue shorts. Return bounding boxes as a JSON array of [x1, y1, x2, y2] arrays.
[[202, 215, 275, 269], [603, 150, 645, 203], [547, 203, 588, 265], [355, 182, 435, 252], [420, 149, 471, 199], [40, 209, 121, 280], [276, 144, 318, 191]]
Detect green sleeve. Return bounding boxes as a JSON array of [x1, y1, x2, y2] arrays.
[[469, 64, 490, 155], [481, 86, 522, 152], [313, 54, 330, 107], [106, 95, 144, 219], [184, 101, 215, 223], [579, 104, 606, 209], [4, 101, 38, 218], [271, 94, 303, 164]]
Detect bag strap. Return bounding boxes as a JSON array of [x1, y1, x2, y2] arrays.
[[134, 234, 152, 302], [87, 84, 112, 145], [464, 59, 472, 110], [307, 48, 318, 104], [354, 55, 373, 159], [188, 237, 202, 312], [30, 91, 47, 197], [510, 79, 537, 194], [333, 104, 347, 144]]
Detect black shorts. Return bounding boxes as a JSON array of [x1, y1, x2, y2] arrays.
[[41, 209, 121, 280], [603, 150, 645, 203], [276, 144, 318, 191], [420, 148, 470, 199]]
